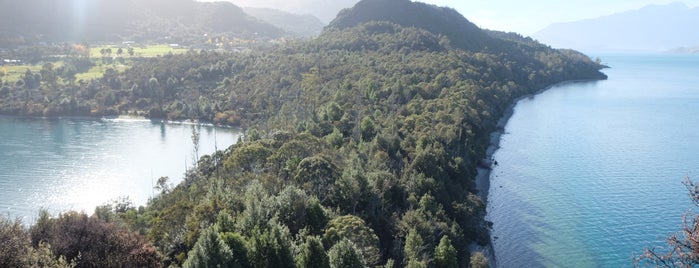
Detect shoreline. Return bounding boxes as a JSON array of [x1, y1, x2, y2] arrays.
[[472, 79, 602, 267], [0, 114, 240, 129]]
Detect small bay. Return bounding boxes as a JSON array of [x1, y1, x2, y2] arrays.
[[488, 53, 699, 267], [0, 116, 241, 221]]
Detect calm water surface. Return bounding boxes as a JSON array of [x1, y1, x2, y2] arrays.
[[0, 117, 240, 221], [488, 54, 699, 267]]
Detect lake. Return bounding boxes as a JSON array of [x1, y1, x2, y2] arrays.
[[0, 117, 241, 221], [488, 53, 699, 267]]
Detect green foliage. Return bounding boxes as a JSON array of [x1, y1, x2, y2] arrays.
[[323, 215, 380, 266], [247, 223, 295, 268], [225, 142, 273, 173], [359, 116, 376, 142], [469, 252, 488, 268], [297, 236, 330, 268], [220, 232, 251, 268], [239, 180, 273, 232], [0, 5, 608, 267], [434, 236, 458, 268], [183, 226, 236, 268], [294, 156, 341, 202], [328, 239, 365, 268], [0, 217, 31, 267], [404, 228, 426, 266]]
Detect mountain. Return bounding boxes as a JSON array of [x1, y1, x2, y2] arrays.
[[0, 0, 607, 266], [219, 0, 358, 23], [327, 0, 494, 51], [533, 2, 699, 52], [243, 7, 325, 37], [0, 0, 284, 47], [669, 45, 699, 54]]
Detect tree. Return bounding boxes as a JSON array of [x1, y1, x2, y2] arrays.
[[469, 252, 488, 268], [297, 236, 330, 268], [636, 177, 699, 267], [434, 236, 458, 268], [294, 156, 341, 201], [359, 116, 376, 142], [40, 62, 57, 86], [404, 228, 426, 267], [28, 211, 162, 268], [323, 215, 380, 266], [0, 217, 31, 268], [224, 143, 272, 174], [183, 226, 235, 268], [60, 63, 78, 85], [220, 232, 251, 268], [128, 47, 135, 57], [247, 223, 294, 268], [328, 239, 365, 268]]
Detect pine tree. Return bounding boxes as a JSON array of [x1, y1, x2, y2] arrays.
[[434, 236, 458, 268]]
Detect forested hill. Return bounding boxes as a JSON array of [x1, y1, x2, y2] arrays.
[[0, 0, 283, 47], [244, 7, 326, 37], [328, 0, 494, 51], [0, 1, 607, 267]]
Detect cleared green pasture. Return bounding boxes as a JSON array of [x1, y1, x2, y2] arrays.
[[90, 44, 188, 58], [1, 44, 188, 84], [1, 65, 42, 83]]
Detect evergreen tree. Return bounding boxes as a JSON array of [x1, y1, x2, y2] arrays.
[[328, 239, 365, 268], [434, 236, 458, 268], [404, 228, 426, 267], [183, 226, 235, 268], [296, 236, 330, 268]]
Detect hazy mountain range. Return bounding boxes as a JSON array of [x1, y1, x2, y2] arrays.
[[243, 7, 325, 37], [0, 0, 329, 47], [533, 2, 699, 52], [0, 0, 285, 46], [212, 0, 357, 23]]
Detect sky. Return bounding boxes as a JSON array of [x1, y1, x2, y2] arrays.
[[200, 0, 699, 35]]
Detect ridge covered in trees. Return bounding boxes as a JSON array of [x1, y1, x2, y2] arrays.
[[0, 0, 284, 47], [0, 0, 607, 267]]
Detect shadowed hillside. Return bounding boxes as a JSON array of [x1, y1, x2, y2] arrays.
[[0, 0, 283, 47]]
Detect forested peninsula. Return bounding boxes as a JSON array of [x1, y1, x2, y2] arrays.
[[0, 0, 606, 267]]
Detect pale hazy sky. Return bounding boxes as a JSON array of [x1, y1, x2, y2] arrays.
[[201, 0, 699, 35]]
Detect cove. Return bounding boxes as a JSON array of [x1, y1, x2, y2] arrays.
[[0, 116, 241, 221], [487, 54, 699, 267]]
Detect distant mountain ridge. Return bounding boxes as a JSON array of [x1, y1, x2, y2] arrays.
[[533, 2, 699, 52], [244, 7, 325, 37], [327, 0, 494, 51], [0, 0, 284, 46]]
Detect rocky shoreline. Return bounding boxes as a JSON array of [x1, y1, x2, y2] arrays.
[[472, 79, 602, 267]]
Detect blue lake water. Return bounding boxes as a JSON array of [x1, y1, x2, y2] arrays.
[[0, 117, 240, 221], [488, 53, 699, 267]]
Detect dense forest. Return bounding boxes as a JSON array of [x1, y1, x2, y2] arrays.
[[0, 0, 607, 267]]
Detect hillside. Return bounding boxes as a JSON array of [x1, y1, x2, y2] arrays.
[[228, 0, 358, 23], [327, 0, 494, 51], [533, 2, 699, 52], [244, 7, 326, 37], [669, 45, 699, 54], [0, 0, 607, 267], [0, 0, 283, 47]]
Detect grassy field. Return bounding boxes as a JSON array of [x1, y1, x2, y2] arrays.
[[1, 64, 42, 82], [75, 63, 130, 81], [90, 44, 188, 58], [1, 44, 189, 84]]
